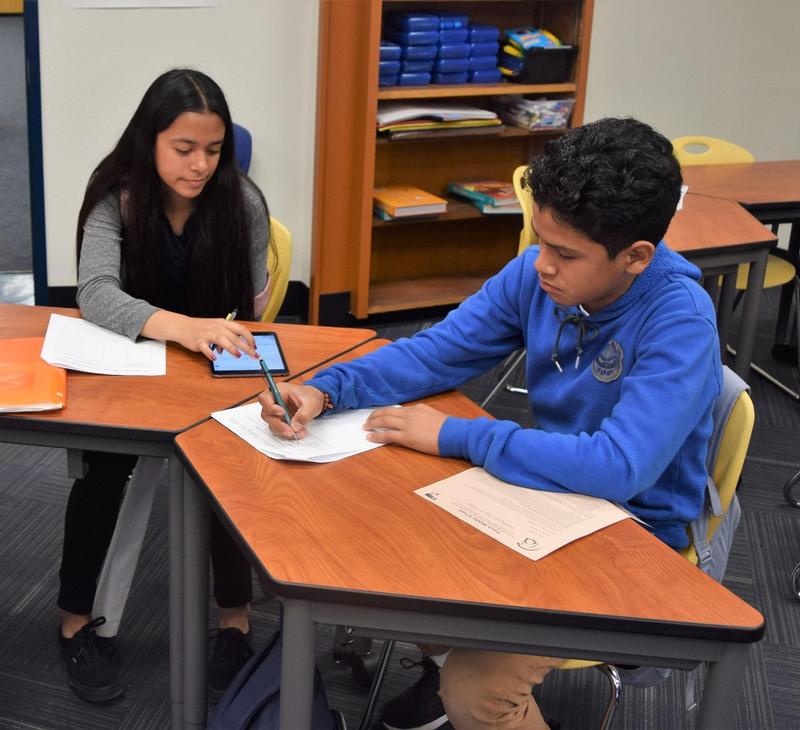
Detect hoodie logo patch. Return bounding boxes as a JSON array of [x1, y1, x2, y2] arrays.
[[592, 340, 624, 383]]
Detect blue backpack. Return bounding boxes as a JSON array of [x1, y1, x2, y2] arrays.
[[210, 631, 345, 730]]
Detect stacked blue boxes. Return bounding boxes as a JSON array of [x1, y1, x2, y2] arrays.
[[381, 12, 501, 86]]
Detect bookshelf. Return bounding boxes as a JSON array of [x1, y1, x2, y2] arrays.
[[310, 0, 594, 323]]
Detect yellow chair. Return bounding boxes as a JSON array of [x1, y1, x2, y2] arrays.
[[673, 136, 799, 402], [260, 217, 292, 323]]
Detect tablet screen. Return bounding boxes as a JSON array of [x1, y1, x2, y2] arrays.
[[210, 332, 289, 376]]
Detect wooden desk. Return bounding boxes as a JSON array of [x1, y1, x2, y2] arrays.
[[665, 194, 777, 378], [176, 380, 764, 730], [0, 303, 376, 730], [682, 161, 800, 345]]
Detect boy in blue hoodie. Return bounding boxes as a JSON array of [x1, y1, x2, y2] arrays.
[[260, 118, 722, 730]]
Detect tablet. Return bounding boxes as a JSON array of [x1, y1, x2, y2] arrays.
[[210, 331, 289, 377]]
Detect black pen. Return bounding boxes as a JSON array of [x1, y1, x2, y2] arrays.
[[213, 308, 239, 353], [259, 358, 297, 440]]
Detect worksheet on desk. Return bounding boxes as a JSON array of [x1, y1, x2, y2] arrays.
[[40, 314, 166, 376], [211, 402, 396, 463], [416, 467, 631, 561]]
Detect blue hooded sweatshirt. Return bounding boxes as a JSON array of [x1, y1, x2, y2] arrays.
[[308, 243, 722, 549]]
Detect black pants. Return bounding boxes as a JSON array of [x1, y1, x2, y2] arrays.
[[58, 451, 252, 616]]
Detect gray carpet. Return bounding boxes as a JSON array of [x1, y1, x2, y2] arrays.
[[0, 15, 32, 273], [0, 288, 798, 729]]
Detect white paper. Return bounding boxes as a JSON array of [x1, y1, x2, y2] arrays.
[[677, 184, 689, 211], [416, 467, 630, 560], [377, 102, 498, 126], [211, 402, 395, 463], [41, 314, 166, 376]]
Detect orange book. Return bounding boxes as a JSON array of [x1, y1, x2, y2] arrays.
[[0, 337, 67, 412], [373, 185, 447, 217]]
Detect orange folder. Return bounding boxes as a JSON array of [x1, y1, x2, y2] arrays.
[[373, 185, 447, 217], [0, 337, 67, 412]]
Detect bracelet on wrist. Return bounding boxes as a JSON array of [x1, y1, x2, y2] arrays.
[[320, 391, 335, 413]]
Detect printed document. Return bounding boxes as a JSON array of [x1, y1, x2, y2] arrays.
[[41, 314, 166, 376], [416, 467, 630, 560], [211, 402, 393, 463]]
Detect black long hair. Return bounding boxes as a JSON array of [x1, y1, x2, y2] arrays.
[[76, 68, 266, 319]]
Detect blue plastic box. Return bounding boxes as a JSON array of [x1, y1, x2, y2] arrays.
[[398, 71, 432, 86], [438, 43, 470, 59], [385, 28, 440, 46], [433, 71, 468, 84], [401, 59, 435, 73], [468, 68, 502, 84], [439, 28, 469, 44], [469, 55, 499, 71], [379, 41, 402, 61], [379, 60, 401, 75], [384, 12, 439, 31], [438, 12, 469, 29], [379, 74, 398, 87], [402, 44, 438, 60], [469, 25, 500, 43], [434, 57, 469, 74], [469, 41, 500, 57]]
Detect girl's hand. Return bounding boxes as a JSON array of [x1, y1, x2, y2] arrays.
[[362, 404, 447, 456], [141, 311, 257, 360], [258, 384, 326, 439]]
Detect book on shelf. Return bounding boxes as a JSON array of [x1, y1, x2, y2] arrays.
[[387, 125, 506, 141], [447, 179, 520, 207], [378, 118, 502, 135], [0, 337, 67, 413], [373, 185, 447, 218], [474, 200, 523, 214], [377, 101, 499, 128]]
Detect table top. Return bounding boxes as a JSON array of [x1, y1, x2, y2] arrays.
[[681, 160, 800, 209], [177, 384, 764, 643], [665, 193, 776, 256], [0, 304, 375, 439]]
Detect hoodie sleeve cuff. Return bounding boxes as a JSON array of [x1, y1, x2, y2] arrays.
[[438, 416, 473, 459]]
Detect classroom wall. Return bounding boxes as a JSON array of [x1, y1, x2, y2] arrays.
[[38, 0, 319, 288], [38, 0, 799, 292], [584, 0, 800, 161]]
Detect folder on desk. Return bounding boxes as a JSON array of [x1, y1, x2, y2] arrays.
[[0, 337, 67, 412]]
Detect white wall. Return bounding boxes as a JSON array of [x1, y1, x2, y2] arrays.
[[585, 0, 800, 160], [38, 0, 319, 288]]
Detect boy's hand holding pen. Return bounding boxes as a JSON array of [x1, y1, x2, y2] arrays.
[[259, 359, 298, 440], [257, 383, 328, 441]]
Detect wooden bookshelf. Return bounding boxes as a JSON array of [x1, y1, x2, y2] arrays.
[[310, 0, 594, 322]]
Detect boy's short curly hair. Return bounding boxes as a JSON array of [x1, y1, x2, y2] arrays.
[[525, 117, 682, 258]]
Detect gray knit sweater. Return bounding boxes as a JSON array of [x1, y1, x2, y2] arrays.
[[76, 178, 268, 340]]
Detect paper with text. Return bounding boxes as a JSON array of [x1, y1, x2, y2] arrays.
[[41, 314, 166, 376], [416, 467, 630, 560], [211, 402, 395, 463]]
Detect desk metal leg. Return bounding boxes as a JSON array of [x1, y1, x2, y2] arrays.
[[280, 599, 316, 730], [717, 272, 737, 362], [734, 251, 769, 380], [183, 468, 210, 729], [775, 223, 800, 344], [169, 455, 185, 730], [695, 643, 750, 730]]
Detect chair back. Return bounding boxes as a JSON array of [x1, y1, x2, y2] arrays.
[[233, 123, 253, 173], [512, 165, 538, 254], [260, 217, 292, 323], [671, 136, 754, 166], [680, 378, 755, 563]]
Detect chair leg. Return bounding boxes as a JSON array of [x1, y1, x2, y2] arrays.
[[357, 639, 395, 730], [792, 562, 800, 602], [480, 349, 527, 410], [595, 664, 622, 730], [785, 468, 800, 509]]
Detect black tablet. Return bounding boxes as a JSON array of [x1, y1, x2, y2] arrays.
[[210, 331, 289, 377]]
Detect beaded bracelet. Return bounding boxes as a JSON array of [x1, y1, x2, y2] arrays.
[[320, 391, 335, 413]]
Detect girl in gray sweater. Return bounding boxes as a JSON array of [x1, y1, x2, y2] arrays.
[[60, 68, 269, 704]]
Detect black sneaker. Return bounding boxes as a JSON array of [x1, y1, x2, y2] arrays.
[[380, 657, 450, 730], [58, 616, 124, 704], [208, 627, 254, 702]]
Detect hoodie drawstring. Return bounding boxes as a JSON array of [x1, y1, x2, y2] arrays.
[[551, 307, 599, 372]]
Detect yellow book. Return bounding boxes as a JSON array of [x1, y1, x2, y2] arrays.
[[373, 185, 447, 217], [0, 337, 67, 412]]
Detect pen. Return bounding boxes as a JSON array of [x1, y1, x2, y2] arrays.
[[259, 357, 297, 440], [213, 308, 238, 353]]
